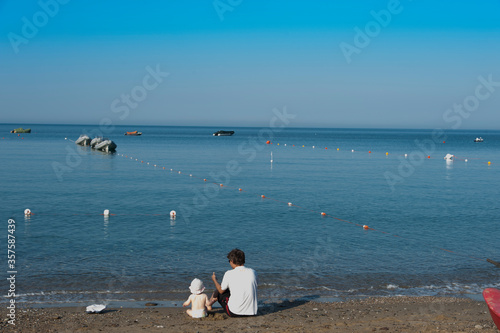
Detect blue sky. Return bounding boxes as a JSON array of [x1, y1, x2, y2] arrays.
[[1, 0, 499, 129]]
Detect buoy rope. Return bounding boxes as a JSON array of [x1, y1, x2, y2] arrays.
[[111, 152, 493, 264], [264, 141, 494, 164]]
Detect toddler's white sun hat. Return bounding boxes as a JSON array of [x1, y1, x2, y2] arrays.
[[189, 278, 205, 294]]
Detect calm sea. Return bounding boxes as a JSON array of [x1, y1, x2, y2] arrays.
[[1, 124, 499, 305]]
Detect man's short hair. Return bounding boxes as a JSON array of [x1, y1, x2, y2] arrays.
[[227, 248, 245, 266]]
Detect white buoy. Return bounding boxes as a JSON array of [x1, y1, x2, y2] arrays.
[[312, 146, 315, 148], [103, 209, 110, 217], [170, 210, 176, 218], [404, 154, 408, 158], [465, 159, 468, 162], [24, 208, 32, 216], [288, 202, 292, 206], [270, 152, 273, 163], [352, 149, 354, 152]]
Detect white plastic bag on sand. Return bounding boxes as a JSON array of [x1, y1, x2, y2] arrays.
[[86, 304, 106, 313]]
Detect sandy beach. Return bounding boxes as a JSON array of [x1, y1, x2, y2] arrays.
[[1, 296, 498, 333]]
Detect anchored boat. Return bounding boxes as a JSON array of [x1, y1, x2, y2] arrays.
[[213, 130, 235, 136], [125, 131, 142, 136], [10, 127, 31, 133], [75, 135, 117, 152], [90, 137, 103, 148], [94, 139, 117, 153], [75, 134, 91, 146], [474, 137, 484, 142]]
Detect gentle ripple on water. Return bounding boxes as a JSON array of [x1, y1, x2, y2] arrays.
[[1, 124, 499, 303]]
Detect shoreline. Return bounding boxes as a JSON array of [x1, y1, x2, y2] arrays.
[[3, 292, 487, 309], [2, 295, 498, 332]]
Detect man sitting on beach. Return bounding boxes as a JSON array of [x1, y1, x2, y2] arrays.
[[210, 248, 258, 316]]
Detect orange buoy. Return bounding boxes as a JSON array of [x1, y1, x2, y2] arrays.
[[443, 141, 446, 144], [220, 184, 223, 187], [369, 151, 371, 153], [261, 195, 265, 198], [363, 225, 369, 230], [141, 161, 144, 163], [325, 147, 328, 150], [204, 179, 207, 182], [266, 140, 270, 144], [321, 212, 326, 216], [427, 156, 430, 159], [163, 167, 165, 169], [239, 188, 242, 191]]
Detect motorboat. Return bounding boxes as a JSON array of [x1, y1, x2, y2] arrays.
[[94, 139, 117, 153], [10, 127, 31, 133], [75, 134, 91, 146], [125, 131, 142, 136], [90, 137, 103, 148], [474, 137, 484, 142], [213, 130, 235, 136]]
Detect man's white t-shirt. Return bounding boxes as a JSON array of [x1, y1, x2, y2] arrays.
[[221, 266, 258, 315]]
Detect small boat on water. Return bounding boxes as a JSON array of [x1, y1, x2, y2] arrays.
[[90, 136, 103, 148], [75, 134, 91, 146], [483, 288, 500, 330], [474, 137, 484, 142], [10, 127, 31, 133], [213, 130, 235, 136], [125, 131, 142, 136], [94, 139, 117, 153]]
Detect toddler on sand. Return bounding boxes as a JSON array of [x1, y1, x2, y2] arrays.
[[183, 278, 212, 318]]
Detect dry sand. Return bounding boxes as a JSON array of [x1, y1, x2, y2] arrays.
[[1, 296, 498, 333]]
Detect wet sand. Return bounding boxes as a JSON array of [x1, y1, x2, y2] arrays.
[[2, 296, 498, 332]]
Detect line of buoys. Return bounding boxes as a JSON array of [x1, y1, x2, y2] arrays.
[[120, 153, 491, 264], [115, 151, 495, 261]]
